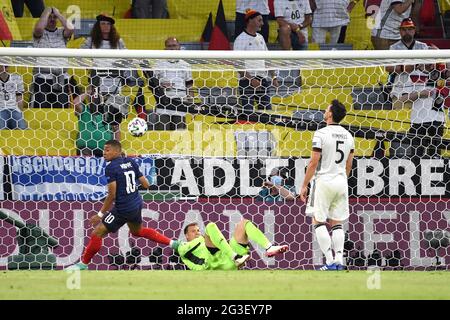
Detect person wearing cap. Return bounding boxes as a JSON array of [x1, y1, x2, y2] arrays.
[[387, 18, 445, 159], [234, 10, 279, 113], [371, 0, 417, 50], [31, 7, 74, 108], [235, 1, 270, 43], [274, 0, 312, 50], [81, 13, 128, 142], [82, 13, 126, 50]]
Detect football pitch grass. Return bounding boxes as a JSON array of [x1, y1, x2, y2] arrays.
[[1, 270, 450, 300]]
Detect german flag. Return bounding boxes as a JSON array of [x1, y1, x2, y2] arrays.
[[0, 10, 13, 40], [0, 1, 22, 41], [200, 12, 213, 43], [209, 0, 230, 50]]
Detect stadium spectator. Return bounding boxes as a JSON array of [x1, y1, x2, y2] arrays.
[[234, 10, 279, 113], [146, 37, 193, 130], [0, 65, 27, 130], [177, 220, 288, 270], [300, 99, 354, 271], [11, 0, 45, 18], [72, 85, 113, 157], [31, 7, 74, 108], [81, 13, 129, 141], [131, 0, 168, 18], [370, 0, 416, 50], [309, 0, 351, 44], [274, 0, 312, 51], [66, 140, 180, 271], [258, 167, 297, 202], [235, 0, 270, 42], [387, 18, 445, 159]]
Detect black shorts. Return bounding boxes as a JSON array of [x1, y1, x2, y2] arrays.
[[102, 205, 142, 233]]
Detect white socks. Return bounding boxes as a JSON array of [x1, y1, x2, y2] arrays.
[[331, 225, 344, 265], [314, 224, 334, 265]]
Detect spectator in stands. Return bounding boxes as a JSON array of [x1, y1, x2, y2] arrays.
[[258, 168, 297, 202], [131, 0, 168, 18], [371, 0, 416, 50], [274, 0, 312, 50], [388, 18, 445, 159], [11, 0, 45, 18], [81, 13, 128, 141], [235, 1, 270, 43], [234, 10, 278, 113], [72, 85, 113, 157], [309, 0, 351, 45], [0, 65, 27, 130], [146, 37, 193, 130], [31, 7, 74, 108]]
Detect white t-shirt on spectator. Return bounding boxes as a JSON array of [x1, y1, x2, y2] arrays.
[[311, 0, 350, 28], [153, 59, 193, 99], [371, 0, 412, 40], [236, 0, 270, 15], [33, 27, 69, 75], [233, 31, 268, 78], [0, 73, 24, 111], [81, 37, 127, 94], [389, 40, 445, 124], [274, 0, 312, 39]]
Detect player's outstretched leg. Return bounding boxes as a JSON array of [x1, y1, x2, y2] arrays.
[[129, 223, 179, 250], [66, 224, 108, 271], [239, 220, 288, 257], [204, 222, 249, 268]]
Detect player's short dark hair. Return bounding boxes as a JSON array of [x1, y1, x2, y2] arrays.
[[104, 140, 122, 150], [329, 99, 347, 123], [184, 222, 198, 235]]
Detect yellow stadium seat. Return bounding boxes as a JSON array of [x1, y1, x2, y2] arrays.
[[167, 0, 235, 21], [42, 0, 129, 19], [0, 128, 76, 156]]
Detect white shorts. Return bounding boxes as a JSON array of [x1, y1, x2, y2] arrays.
[[305, 175, 349, 223], [311, 26, 342, 44]]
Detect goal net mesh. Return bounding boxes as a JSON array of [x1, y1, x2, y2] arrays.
[[0, 50, 449, 271]]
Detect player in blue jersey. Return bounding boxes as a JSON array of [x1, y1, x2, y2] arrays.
[[67, 140, 179, 270]]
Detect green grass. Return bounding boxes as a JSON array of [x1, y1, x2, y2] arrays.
[[1, 270, 449, 300]]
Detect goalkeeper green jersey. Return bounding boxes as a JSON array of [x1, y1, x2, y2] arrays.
[[177, 236, 238, 271]]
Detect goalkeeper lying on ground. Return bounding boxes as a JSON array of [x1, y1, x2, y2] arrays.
[[176, 219, 288, 270]]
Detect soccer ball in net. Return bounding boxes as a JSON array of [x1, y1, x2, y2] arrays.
[[127, 117, 148, 137]]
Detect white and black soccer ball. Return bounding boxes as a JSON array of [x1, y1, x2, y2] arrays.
[[127, 117, 148, 137]]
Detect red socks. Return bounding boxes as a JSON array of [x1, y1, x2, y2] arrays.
[[81, 234, 102, 264], [135, 228, 170, 245], [80, 228, 170, 264]]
